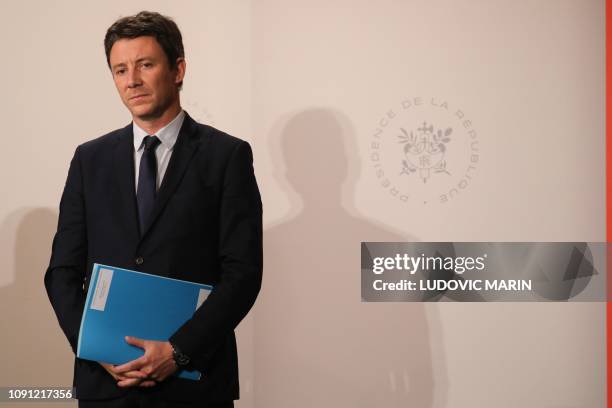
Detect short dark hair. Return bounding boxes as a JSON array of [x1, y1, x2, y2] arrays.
[[104, 11, 184, 74]]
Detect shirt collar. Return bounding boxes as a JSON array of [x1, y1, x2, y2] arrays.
[[133, 110, 186, 152]]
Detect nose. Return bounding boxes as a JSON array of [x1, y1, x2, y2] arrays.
[[127, 67, 142, 88]]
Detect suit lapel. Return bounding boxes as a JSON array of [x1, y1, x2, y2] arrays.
[[112, 124, 141, 241], [140, 113, 201, 239]]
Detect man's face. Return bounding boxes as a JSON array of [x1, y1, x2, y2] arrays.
[[109, 36, 184, 120]]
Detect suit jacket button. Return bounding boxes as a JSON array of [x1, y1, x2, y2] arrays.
[[135, 257, 144, 265]]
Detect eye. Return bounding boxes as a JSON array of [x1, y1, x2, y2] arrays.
[[115, 69, 126, 76], [142, 62, 153, 68]]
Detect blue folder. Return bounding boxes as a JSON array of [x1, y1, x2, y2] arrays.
[[77, 263, 213, 381]]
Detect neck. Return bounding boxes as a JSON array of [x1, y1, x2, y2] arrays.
[[133, 102, 182, 135]]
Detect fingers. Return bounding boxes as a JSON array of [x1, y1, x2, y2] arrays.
[[113, 339, 177, 385], [125, 336, 146, 349], [106, 362, 147, 378], [121, 370, 148, 380], [100, 358, 161, 388], [117, 377, 144, 388], [115, 337, 151, 373], [115, 372, 169, 387], [114, 356, 147, 373], [116, 374, 158, 388], [99, 363, 126, 381]]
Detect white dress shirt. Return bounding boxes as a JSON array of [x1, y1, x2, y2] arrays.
[[133, 110, 186, 192]]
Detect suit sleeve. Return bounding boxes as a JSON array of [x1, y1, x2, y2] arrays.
[[44, 145, 88, 354], [169, 140, 263, 369]]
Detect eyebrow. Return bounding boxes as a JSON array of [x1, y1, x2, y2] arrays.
[[111, 58, 155, 71]]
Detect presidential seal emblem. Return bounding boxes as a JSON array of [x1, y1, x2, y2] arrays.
[[369, 97, 480, 204], [398, 122, 452, 183]]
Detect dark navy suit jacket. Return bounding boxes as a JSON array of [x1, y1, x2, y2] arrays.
[[45, 112, 262, 402]]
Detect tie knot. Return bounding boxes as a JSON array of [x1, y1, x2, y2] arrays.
[[143, 135, 161, 151]]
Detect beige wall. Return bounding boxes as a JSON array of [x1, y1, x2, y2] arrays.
[[0, 1, 605, 407]]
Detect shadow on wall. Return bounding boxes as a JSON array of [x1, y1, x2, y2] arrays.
[[0, 208, 75, 397], [255, 108, 445, 408]]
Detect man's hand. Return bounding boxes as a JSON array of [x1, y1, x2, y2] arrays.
[[99, 362, 156, 388], [113, 337, 178, 385]]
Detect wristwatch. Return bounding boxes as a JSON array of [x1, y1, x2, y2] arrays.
[[170, 342, 191, 368]]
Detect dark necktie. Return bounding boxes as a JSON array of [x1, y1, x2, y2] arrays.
[[137, 135, 161, 233]]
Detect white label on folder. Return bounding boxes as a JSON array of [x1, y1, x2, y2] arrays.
[[196, 288, 210, 310], [91, 268, 113, 311]]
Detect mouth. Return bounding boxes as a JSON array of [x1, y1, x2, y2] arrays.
[[129, 94, 149, 101]]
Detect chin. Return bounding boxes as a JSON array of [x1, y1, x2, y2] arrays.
[[130, 105, 157, 120]]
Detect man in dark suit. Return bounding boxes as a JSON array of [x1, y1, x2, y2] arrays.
[[44, 11, 262, 408]]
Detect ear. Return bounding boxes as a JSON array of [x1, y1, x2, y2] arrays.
[[174, 57, 186, 86]]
